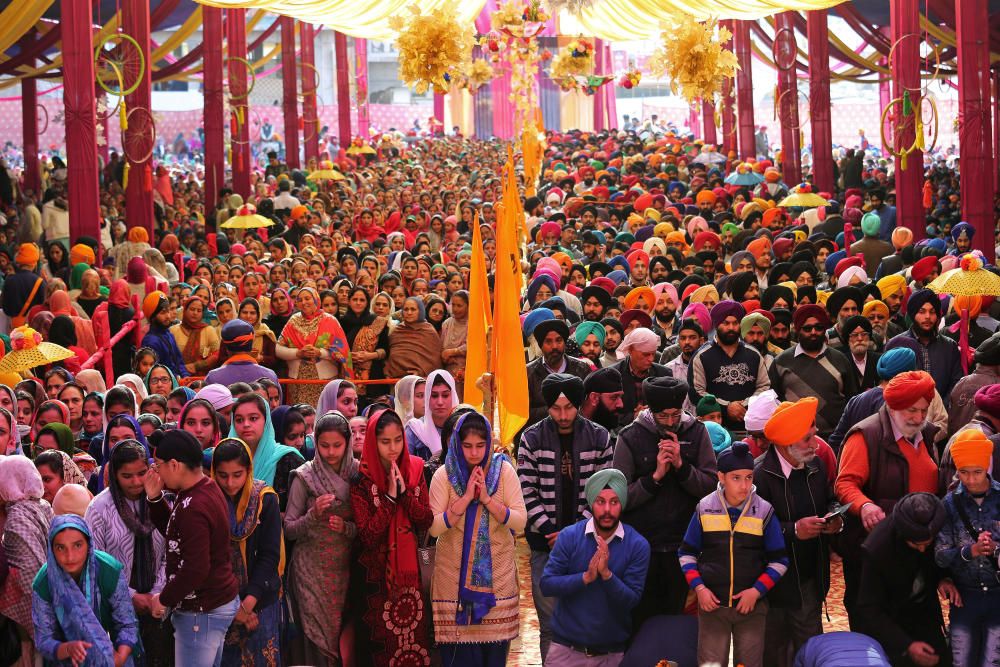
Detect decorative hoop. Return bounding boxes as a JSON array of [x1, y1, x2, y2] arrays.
[[303, 94, 325, 142], [886, 32, 942, 96], [771, 26, 798, 72], [122, 107, 156, 163], [95, 61, 125, 121], [774, 87, 811, 133], [37, 105, 48, 135], [94, 33, 146, 96], [225, 56, 257, 100], [297, 62, 320, 100]]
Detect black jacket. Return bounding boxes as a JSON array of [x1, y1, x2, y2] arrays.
[[525, 354, 592, 427], [753, 447, 836, 609], [609, 357, 673, 427], [613, 411, 717, 552]]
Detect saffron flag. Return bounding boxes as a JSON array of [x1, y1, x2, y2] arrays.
[[492, 147, 529, 446], [463, 212, 492, 408]]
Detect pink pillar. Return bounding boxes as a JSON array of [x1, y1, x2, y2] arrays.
[[688, 104, 700, 137], [228, 8, 251, 198], [879, 57, 891, 154], [355, 38, 370, 139], [203, 7, 225, 213], [62, 0, 100, 243], [956, 0, 995, 263], [21, 77, 40, 196], [994, 68, 1000, 193], [890, 0, 924, 241], [593, 39, 605, 131], [433, 93, 445, 133], [733, 20, 756, 159], [720, 20, 737, 156], [702, 100, 717, 146], [280, 17, 300, 169], [124, 0, 154, 239], [300, 23, 319, 165], [808, 10, 834, 193], [777, 12, 801, 182], [604, 43, 617, 129], [334, 31, 352, 150]]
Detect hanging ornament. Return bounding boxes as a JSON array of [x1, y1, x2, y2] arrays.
[[647, 19, 739, 104], [389, 5, 474, 95]]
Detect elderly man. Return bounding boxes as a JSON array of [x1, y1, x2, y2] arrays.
[[863, 299, 891, 345], [609, 327, 671, 426], [769, 304, 858, 440], [835, 371, 942, 627], [833, 315, 881, 392], [1, 243, 45, 329], [541, 469, 650, 667], [613, 376, 717, 626], [580, 367, 625, 434], [889, 288, 962, 401], [518, 373, 614, 661], [688, 301, 770, 430], [754, 397, 842, 666], [526, 318, 592, 427], [947, 331, 1000, 434]]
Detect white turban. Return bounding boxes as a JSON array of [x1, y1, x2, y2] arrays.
[[744, 389, 780, 432], [837, 265, 869, 289], [616, 327, 660, 360]]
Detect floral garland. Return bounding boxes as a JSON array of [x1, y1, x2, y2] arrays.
[[459, 59, 495, 92], [11, 326, 42, 351], [647, 19, 738, 104], [389, 5, 474, 95]]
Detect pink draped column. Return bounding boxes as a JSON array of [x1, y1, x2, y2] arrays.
[[720, 20, 737, 156], [604, 43, 617, 129], [593, 39, 604, 131], [96, 86, 110, 164], [994, 67, 1000, 193], [300, 23, 319, 165], [228, 9, 251, 198], [21, 79, 40, 195], [733, 20, 756, 159], [890, 0, 923, 240], [62, 0, 100, 242], [956, 0, 995, 263], [688, 105, 700, 137], [334, 31, 352, 150], [433, 93, 445, 133], [124, 0, 153, 238], [203, 7, 225, 212], [702, 100, 717, 146], [808, 9, 833, 193], [280, 17, 300, 169], [777, 12, 801, 182], [355, 38, 370, 139], [879, 57, 891, 154]]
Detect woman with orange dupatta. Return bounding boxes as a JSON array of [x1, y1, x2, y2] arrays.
[[170, 296, 220, 375], [350, 409, 433, 667], [49, 291, 98, 355], [276, 287, 351, 407]]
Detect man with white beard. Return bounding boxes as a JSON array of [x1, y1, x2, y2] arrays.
[[833, 371, 942, 629], [834, 315, 881, 391]]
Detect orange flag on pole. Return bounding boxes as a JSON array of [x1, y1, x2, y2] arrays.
[[463, 212, 492, 408]]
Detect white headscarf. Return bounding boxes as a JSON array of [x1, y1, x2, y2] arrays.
[[394, 375, 423, 423], [616, 327, 660, 360], [406, 369, 457, 456], [115, 373, 148, 402], [317, 379, 345, 417]]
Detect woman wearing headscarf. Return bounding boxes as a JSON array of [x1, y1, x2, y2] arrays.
[[143, 363, 178, 398], [284, 411, 358, 666], [393, 375, 424, 425], [31, 514, 140, 666], [89, 414, 150, 495], [115, 374, 149, 405], [75, 370, 107, 397], [73, 268, 106, 319], [229, 393, 304, 510], [440, 290, 469, 397], [170, 296, 220, 376], [0, 456, 53, 662], [108, 226, 151, 278], [0, 405, 22, 455], [84, 439, 170, 666], [49, 291, 98, 355], [211, 438, 284, 667], [47, 315, 89, 373], [385, 297, 442, 380], [405, 369, 458, 461], [428, 412, 526, 666], [237, 298, 278, 370], [350, 409, 433, 667], [340, 287, 390, 400], [277, 287, 351, 407]]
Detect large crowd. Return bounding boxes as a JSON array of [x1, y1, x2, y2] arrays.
[[0, 123, 999, 667]]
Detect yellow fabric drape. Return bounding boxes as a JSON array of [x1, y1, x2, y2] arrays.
[[150, 7, 204, 68], [463, 211, 491, 410], [194, 0, 487, 41], [560, 89, 593, 132], [0, 0, 54, 56], [445, 88, 474, 138]]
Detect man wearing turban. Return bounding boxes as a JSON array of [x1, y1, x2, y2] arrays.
[[613, 376, 717, 625], [581, 367, 626, 434], [572, 321, 606, 368], [754, 397, 843, 662], [1, 243, 46, 327], [835, 371, 941, 627], [539, 468, 650, 666], [939, 383, 1000, 490], [688, 301, 771, 430], [525, 318, 592, 427], [888, 288, 962, 401], [874, 274, 907, 331], [517, 373, 614, 661], [609, 327, 671, 427]]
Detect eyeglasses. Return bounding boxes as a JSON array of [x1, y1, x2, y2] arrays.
[[798, 324, 826, 333], [848, 332, 871, 341]]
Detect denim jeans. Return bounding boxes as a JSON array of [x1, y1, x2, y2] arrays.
[[171, 596, 239, 667], [949, 587, 1000, 667]]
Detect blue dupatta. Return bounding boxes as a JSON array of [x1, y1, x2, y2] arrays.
[[227, 395, 303, 486], [444, 412, 507, 625]]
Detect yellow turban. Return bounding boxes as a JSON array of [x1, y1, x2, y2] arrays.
[[863, 300, 889, 318], [689, 285, 720, 305], [654, 222, 675, 238], [764, 397, 818, 447], [643, 208, 661, 222], [950, 429, 993, 471], [876, 274, 906, 299]]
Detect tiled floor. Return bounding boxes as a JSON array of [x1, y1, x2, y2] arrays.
[[507, 540, 851, 666]]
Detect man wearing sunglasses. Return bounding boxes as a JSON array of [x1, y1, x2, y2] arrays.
[[769, 304, 859, 441]]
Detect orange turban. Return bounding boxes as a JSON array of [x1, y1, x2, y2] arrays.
[[665, 231, 689, 252], [70, 244, 95, 266], [883, 371, 935, 410], [623, 286, 655, 311], [696, 190, 717, 206], [15, 243, 39, 267], [953, 294, 983, 319], [747, 237, 771, 260], [891, 227, 913, 250], [950, 429, 993, 470], [127, 227, 149, 244], [551, 252, 573, 272], [764, 397, 818, 446], [762, 207, 785, 228]]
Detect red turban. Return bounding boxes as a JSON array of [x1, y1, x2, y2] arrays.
[[793, 304, 831, 332], [883, 371, 935, 410], [911, 256, 941, 282], [834, 255, 865, 278], [694, 231, 722, 251]]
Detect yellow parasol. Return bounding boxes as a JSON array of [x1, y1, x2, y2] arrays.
[[346, 144, 377, 155], [926, 252, 1000, 372], [778, 182, 830, 209], [0, 326, 74, 374], [307, 168, 346, 181], [220, 203, 275, 230]]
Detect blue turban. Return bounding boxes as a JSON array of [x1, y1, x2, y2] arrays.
[[876, 347, 917, 380]]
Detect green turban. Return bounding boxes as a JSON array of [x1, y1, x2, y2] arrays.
[[860, 212, 881, 238], [585, 468, 628, 510], [573, 321, 606, 347], [740, 312, 771, 338]]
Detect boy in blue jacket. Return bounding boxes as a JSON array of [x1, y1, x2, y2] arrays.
[[678, 442, 789, 667]]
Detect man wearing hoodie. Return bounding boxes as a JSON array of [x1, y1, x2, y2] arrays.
[[613, 376, 717, 627]]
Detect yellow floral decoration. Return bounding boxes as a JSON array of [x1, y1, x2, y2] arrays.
[[550, 37, 595, 82], [647, 19, 739, 104], [460, 59, 495, 92], [389, 5, 475, 95]]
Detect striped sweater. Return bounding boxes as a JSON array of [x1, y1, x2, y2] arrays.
[[517, 415, 614, 552]]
